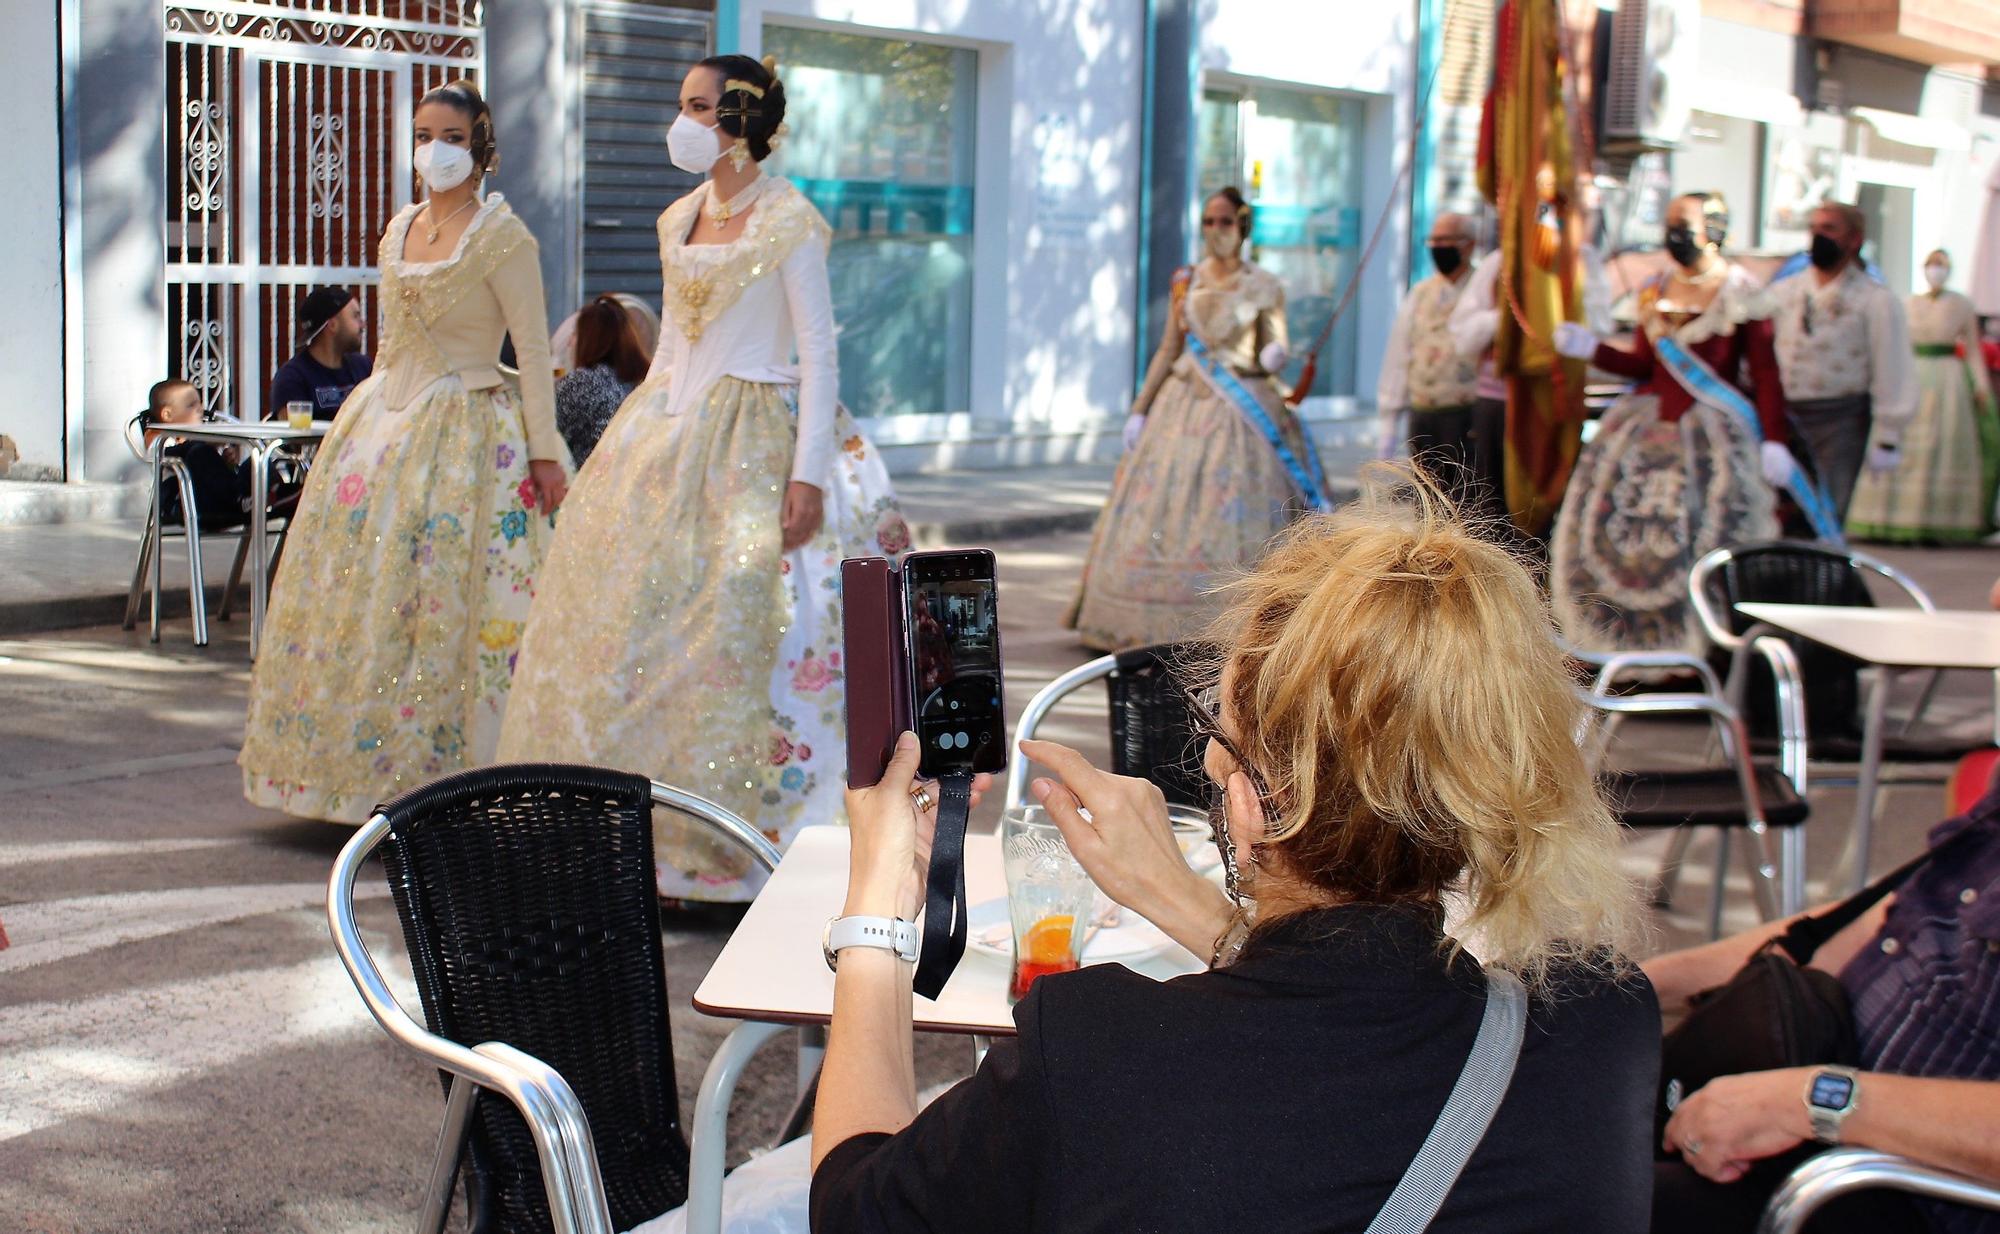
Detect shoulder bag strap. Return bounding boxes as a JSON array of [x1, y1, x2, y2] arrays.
[[1772, 822, 1982, 964], [1365, 969, 1529, 1234]]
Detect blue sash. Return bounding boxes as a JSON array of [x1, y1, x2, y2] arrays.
[[1653, 334, 1845, 544], [1185, 332, 1333, 512]]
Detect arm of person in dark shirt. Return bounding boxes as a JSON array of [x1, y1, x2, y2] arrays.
[[1589, 325, 1655, 381], [1639, 899, 1889, 1017], [1742, 317, 1788, 442], [1664, 1070, 2000, 1184]]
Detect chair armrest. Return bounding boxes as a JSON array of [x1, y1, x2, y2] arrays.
[[1749, 633, 1809, 795], [1004, 653, 1119, 810], [326, 816, 617, 1234], [650, 782, 782, 873], [1584, 650, 1726, 700], [1760, 1147, 2000, 1234]]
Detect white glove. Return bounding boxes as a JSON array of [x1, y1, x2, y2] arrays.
[[1377, 413, 1403, 461], [1552, 322, 1600, 361], [1122, 412, 1146, 454], [1258, 341, 1290, 374], [1760, 441, 1795, 489], [1867, 442, 1902, 473]]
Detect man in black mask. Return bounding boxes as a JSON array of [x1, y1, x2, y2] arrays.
[[1769, 203, 1917, 521], [1376, 213, 1485, 507]]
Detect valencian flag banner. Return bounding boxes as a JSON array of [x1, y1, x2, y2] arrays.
[[1478, 0, 1587, 538]]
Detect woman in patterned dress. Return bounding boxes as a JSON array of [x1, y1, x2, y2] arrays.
[[1847, 249, 2000, 543], [498, 55, 908, 902], [241, 80, 568, 821], [1067, 187, 1328, 651]]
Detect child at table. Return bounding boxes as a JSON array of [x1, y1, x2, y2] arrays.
[[146, 379, 251, 531]]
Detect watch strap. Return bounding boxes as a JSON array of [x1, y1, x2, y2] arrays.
[[826, 915, 918, 965]]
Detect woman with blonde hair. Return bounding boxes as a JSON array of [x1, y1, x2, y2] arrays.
[[809, 471, 1659, 1232]]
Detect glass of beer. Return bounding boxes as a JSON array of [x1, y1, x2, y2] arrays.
[[1000, 806, 1095, 1001], [285, 400, 313, 431]]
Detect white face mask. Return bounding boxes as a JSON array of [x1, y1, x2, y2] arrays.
[[1925, 263, 1949, 290], [1204, 226, 1240, 260], [413, 140, 474, 192], [667, 112, 724, 175]]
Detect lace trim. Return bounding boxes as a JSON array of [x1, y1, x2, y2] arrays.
[[1642, 263, 1774, 348], [386, 193, 509, 276], [657, 179, 831, 342]]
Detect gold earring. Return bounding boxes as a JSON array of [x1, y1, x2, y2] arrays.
[[726, 138, 751, 173]]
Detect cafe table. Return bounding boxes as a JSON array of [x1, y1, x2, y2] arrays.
[[682, 824, 1203, 1234], [1735, 602, 2000, 893], [146, 418, 329, 657]]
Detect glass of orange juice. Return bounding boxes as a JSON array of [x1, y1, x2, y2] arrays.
[[285, 400, 314, 431], [1000, 806, 1095, 1001]]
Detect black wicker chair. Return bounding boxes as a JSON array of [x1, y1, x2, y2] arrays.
[[1005, 642, 1210, 813], [329, 764, 781, 1234]]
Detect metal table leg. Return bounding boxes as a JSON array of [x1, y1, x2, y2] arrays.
[[249, 440, 271, 658], [686, 1020, 787, 1234], [1846, 667, 1892, 895], [150, 438, 165, 643]]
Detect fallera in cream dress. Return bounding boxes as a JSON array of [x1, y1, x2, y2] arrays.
[[498, 175, 908, 902], [240, 195, 564, 822]]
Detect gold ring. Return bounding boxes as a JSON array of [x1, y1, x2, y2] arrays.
[[909, 785, 935, 813]]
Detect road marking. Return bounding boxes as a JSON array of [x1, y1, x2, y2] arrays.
[[0, 746, 244, 791], [0, 882, 390, 974], [0, 952, 412, 1142], [0, 835, 251, 868]]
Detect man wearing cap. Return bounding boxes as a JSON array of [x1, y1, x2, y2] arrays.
[[267, 286, 372, 420]]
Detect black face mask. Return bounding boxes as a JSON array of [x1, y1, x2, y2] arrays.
[[1663, 225, 1704, 269], [1429, 245, 1464, 277], [1809, 233, 1846, 272]]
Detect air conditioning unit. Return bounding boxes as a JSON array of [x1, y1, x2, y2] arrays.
[[1601, 0, 1700, 154]]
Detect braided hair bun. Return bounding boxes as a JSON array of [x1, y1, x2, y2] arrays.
[[696, 53, 787, 163]]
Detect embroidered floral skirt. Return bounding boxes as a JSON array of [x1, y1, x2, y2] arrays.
[[1847, 355, 2000, 543], [1066, 369, 1314, 651], [1551, 394, 1778, 658], [497, 376, 910, 902], [240, 374, 552, 822]]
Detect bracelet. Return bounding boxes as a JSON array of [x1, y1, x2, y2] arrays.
[[1209, 904, 1255, 970]]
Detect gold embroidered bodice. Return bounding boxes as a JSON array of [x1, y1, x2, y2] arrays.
[[656, 178, 833, 343]]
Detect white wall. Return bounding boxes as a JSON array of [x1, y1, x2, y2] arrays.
[[735, 0, 1145, 445], [3, 2, 67, 478], [1198, 0, 1415, 414]]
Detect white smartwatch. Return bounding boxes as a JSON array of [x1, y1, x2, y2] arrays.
[[821, 915, 920, 971], [1805, 1065, 1860, 1143]]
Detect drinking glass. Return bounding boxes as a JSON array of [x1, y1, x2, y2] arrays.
[[285, 400, 313, 430], [1000, 806, 1095, 1000]]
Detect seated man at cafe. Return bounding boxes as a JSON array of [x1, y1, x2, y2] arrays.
[[268, 286, 371, 420], [1645, 778, 2000, 1233]]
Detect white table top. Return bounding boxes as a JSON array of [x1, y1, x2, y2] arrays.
[[690, 825, 1204, 1036], [1736, 602, 2000, 670], [156, 420, 331, 446]]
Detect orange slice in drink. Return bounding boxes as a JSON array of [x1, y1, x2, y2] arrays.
[[1021, 914, 1077, 965]]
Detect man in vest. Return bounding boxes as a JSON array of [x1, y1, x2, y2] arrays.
[[1378, 213, 1483, 506]]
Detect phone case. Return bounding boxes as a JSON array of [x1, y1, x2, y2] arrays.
[[841, 557, 911, 788]]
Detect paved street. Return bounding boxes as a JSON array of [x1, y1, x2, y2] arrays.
[[1, 527, 1996, 1232]]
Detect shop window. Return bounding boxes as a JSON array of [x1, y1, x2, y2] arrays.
[[1196, 83, 1365, 402], [762, 26, 976, 417]]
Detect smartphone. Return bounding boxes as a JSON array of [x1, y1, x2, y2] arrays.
[[901, 549, 1006, 780]]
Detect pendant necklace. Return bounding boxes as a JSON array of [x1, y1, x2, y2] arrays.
[[707, 173, 766, 226], [423, 196, 478, 245]]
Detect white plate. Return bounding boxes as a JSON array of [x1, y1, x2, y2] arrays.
[[964, 896, 1175, 966]]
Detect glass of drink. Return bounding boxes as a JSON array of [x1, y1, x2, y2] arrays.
[[285, 400, 313, 430], [1000, 806, 1095, 1001]]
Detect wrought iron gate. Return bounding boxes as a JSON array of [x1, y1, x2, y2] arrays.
[[164, 1, 484, 420]]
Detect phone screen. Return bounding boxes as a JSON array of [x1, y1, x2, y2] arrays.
[[903, 551, 1005, 776]]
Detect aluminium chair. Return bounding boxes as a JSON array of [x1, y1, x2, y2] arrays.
[[329, 764, 782, 1234], [1571, 642, 1811, 934], [1760, 1147, 2000, 1234], [1004, 642, 1212, 813]]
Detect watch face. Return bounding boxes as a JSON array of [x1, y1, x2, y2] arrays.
[[1809, 1072, 1855, 1111]]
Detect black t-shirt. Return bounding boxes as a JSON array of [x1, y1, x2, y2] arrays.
[[811, 904, 1661, 1234], [268, 351, 373, 418]]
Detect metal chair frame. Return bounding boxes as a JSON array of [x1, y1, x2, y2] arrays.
[[119, 412, 293, 646], [1004, 653, 1121, 811], [1759, 1147, 2000, 1234], [328, 778, 783, 1234]]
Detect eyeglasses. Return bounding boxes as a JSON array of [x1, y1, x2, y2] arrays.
[[1175, 675, 1281, 901]]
